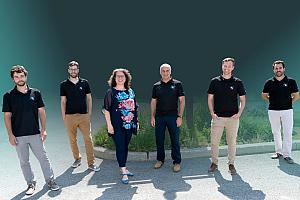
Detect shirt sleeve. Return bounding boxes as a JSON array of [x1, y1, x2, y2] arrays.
[[262, 80, 270, 93], [207, 80, 215, 94], [177, 82, 185, 97], [103, 89, 113, 112], [152, 85, 157, 99], [35, 90, 45, 108], [85, 80, 92, 94], [290, 79, 299, 93], [237, 81, 246, 96], [2, 93, 11, 112], [60, 83, 66, 96]]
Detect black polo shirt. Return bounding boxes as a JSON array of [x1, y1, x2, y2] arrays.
[[2, 86, 44, 137], [152, 79, 185, 116], [208, 75, 246, 117], [263, 76, 298, 110], [60, 78, 91, 114]]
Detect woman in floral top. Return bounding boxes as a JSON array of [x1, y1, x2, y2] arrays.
[[102, 68, 138, 184]]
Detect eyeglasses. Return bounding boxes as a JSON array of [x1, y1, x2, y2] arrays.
[[116, 75, 125, 78], [69, 68, 79, 71]]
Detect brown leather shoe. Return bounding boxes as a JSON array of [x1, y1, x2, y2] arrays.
[[154, 161, 163, 169], [208, 163, 218, 173], [173, 164, 181, 172], [228, 164, 237, 175]]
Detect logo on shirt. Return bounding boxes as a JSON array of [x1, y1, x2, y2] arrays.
[[171, 85, 175, 90], [283, 83, 288, 87], [230, 86, 234, 90], [30, 96, 35, 101], [79, 87, 83, 90]]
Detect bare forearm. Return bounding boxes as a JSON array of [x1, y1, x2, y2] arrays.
[[87, 97, 92, 115], [178, 97, 185, 117], [292, 92, 299, 103], [4, 114, 13, 136], [103, 110, 112, 126], [261, 93, 269, 102], [150, 99, 156, 118], [238, 98, 246, 115], [61, 97, 66, 118], [39, 109, 46, 131], [207, 96, 214, 115]]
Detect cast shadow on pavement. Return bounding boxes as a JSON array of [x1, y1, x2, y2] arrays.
[[11, 167, 92, 200], [88, 157, 213, 200], [278, 158, 300, 177], [214, 170, 266, 200]]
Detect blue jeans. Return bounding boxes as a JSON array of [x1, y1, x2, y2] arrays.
[[112, 128, 132, 167], [155, 115, 181, 164]]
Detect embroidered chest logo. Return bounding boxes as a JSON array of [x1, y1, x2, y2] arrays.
[[171, 85, 175, 90], [283, 83, 288, 87], [230, 86, 234, 90], [79, 87, 83, 90], [30, 96, 35, 101]]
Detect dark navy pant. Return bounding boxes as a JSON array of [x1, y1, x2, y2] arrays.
[[155, 115, 181, 164], [112, 128, 132, 167]]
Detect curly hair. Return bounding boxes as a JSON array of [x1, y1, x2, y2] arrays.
[[108, 68, 132, 89], [10, 65, 28, 78]]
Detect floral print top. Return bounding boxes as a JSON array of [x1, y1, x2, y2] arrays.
[[103, 88, 138, 132]]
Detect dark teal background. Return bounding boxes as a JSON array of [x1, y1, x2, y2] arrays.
[[1, 1, 300, 101]]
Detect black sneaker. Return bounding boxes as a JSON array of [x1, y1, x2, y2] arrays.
[[71, 159, 81, 168], [47, 179, 60, 191], [271, 153, 282, 159], [228, 164, 237, 175], [208, 163, 218, 173], [25, 181, 36, 195], [284, 157, 294, 164]]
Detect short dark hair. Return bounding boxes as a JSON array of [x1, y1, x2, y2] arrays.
[[108, 68, 132, 89], [222, 57, 235, 65], [10, 65, 28, 78], [68, 61, 79, 68], [272, 60, 285, 69]]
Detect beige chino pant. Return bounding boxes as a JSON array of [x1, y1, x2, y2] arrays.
[[64, 113, 95, 166], [210, 117, 239, 165]]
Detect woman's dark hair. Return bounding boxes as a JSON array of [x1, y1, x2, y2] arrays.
[[108, 68, 132, 89]]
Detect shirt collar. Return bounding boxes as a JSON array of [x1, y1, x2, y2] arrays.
[[12, 85, 31, 94], [273, 75, 287, 82], [220, 75, 233, 81], [160, 78, 173, 85]]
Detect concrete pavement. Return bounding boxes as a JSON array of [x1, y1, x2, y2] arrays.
[[1, 99, 300, 200]]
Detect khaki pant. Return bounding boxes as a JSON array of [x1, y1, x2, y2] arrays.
[[64, 114, 95, 166], [210, 117, 239, 165]]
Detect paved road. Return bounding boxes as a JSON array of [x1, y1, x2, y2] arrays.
[[1, 99, 300, 200]]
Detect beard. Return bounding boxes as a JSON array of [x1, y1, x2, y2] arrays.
[[70, 73, 79, 78], [275, 71, 284, 77], [16, 81, 26, 86]]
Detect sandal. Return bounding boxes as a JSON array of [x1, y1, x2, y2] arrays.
[[121, 174, 129, 184]]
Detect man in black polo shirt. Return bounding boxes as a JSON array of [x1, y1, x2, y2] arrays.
[[207, 58, 246, 175], [262, 60, 299, 164], [60, 61, 99, 171], [151, 63, 185, 172], [2, 65, 59, 195]]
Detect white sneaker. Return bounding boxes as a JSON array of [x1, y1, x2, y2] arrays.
[[25, 181, 36, 195], [88, 164, 100, 172]]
